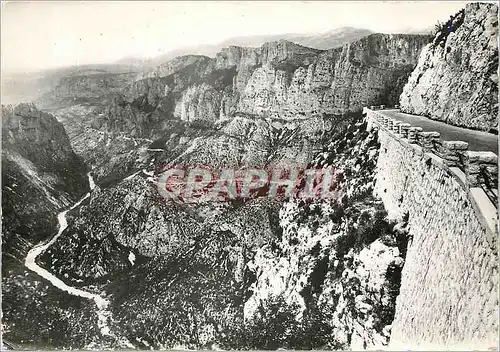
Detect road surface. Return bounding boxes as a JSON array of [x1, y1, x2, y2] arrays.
[[377, 109, 498, 154]]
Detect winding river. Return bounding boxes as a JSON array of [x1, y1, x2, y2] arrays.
[[24, 174, 115, 338]]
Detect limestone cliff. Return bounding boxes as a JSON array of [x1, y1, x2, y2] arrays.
[[399, 3, 498, 132], [53, 73, 135, 102], [100, 34, 430, 138], [2, 103, 88, 266], [2, 103, 94, 349]]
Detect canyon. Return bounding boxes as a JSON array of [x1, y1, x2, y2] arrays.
[[1, 2, 498, 350]]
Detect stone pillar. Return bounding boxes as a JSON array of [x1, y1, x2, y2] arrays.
[[441, 140, 468, 167], [395, 104, 400, 109], [399, 123, 411, 139], [383, 116, 391, 128], [418, 131, 440, 152], [392, 120, 401, 134], [408, 127, 423, 144], [380, 104, 386, 110], [465, 151, 498, 188]]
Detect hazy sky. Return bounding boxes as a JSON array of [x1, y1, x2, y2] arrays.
[[2, 1, 472, 72]]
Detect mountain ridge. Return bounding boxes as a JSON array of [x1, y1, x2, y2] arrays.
[[114, 27, 374, 68], [5, 6, 495, 348]]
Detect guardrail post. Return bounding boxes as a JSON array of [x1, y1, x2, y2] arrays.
[[376, 113, 384, 125], [399, 123, 411, 139], [383, 116, 391, 128], [418, 131, 440, 152], [408, 127, 423, 144], [392, 120, 401, 134], [441, 141, 468, 167], [465, 151, 498, 188]]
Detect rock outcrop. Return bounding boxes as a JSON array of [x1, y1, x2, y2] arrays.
[[2, 103, 93, 349], [366, 109, 498, 350], [53, 73, 135, 102], [239, 118, 409, 350], [99, 34, 430, 138], [399, 2, 498, 132], [2, 102, 88, 266]]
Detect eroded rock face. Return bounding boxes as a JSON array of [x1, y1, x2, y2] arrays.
[[239, 119, 408, 350], [1, 103, 92, 349], [399, 3, 498, 132], [99, 34, 430, 138], [1, 103, 88, 264], [174, 83, 222, 123], [237, 35, 429, 119]]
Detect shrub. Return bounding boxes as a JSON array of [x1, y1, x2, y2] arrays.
[[431, 8, 465, 48], [218, 295, 333, 350]]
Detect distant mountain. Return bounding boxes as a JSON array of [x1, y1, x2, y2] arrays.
[[116, 27, 374, 68], [1, 64, 139, 105], [0, 27, 374, 106], [217, 26, 374, 50]]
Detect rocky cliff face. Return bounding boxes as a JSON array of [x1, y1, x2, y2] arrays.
[[2, 103, 93, 348], [2, 103, 89, 264], [235, 35, 428, 118], [33, 113, 409, 350], [399, 3, 498, 132], [53, 72, 136, 102], [98, 34, 430, 139]]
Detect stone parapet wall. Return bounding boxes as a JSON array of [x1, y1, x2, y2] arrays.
[[364, 107, 498, 349], [365, 106, 498, 207]]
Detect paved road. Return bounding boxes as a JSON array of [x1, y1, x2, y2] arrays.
[[378, 109, 498, 154]]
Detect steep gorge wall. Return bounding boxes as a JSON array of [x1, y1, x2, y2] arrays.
[[100, 34, 431, 137], [2, 103, 89, 267], [399, 2, 498, 132], [53, 73, 135, 100], [365, 109, 498, 349], [243, 34, 428, 117], [174, 34, 431, 120]]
